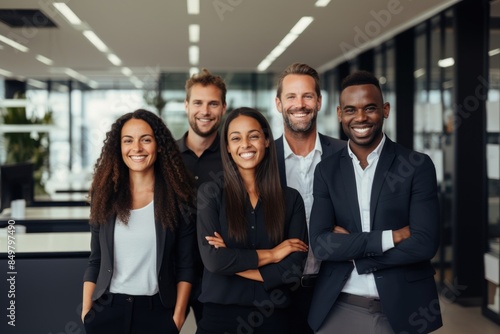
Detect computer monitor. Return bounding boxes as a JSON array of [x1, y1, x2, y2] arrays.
[[0, 162, 35, 213]]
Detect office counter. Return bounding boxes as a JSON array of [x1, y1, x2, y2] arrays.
[[0, 209, 91, 333], [0, 205, 91, 232]]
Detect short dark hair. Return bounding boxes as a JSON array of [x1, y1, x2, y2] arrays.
[[185, 68, 227, 105], [340, 70, 383, 99], [276, 63, 321, 99]]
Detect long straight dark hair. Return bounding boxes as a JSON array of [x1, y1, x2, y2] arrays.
[[220, 107, 285, 244]]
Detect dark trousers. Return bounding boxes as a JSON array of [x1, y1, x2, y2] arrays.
[[196, 302, 290, 334], [186, 276, 204, 324], [288, 283, 315, 334], [83, 292, 179, 334]]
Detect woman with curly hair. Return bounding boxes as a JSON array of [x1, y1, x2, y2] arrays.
[[81, 109, 196, 334], [196, 107, 308, 333]]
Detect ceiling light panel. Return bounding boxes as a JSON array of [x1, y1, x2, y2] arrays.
[[53, 3, 82, 25], [83, 30, 109, 53], [189, 24, 200, 43], [187, 0, 200, 15], [0, 34, 29, 52]]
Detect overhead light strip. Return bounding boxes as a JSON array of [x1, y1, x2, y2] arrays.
[[189, 45, 199, 65], [36, 54, 54, 66], [0, 68, 13, 77], [107, 54, 122, 66], [0, 34, 29, 52], [189, 24, 200, 43], [53, 2, 83, 25], [83, 30, 109, 53], [257, 16, 314, 71], [187, 0, 200, 15], [315, 0, 331, 7]]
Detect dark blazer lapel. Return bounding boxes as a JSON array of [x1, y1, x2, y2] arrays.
[[275, 136, 288, 187], [319, 133, 333, 157], [103, 216, 115, 263], [370, 138, 396, 226], [153, 192, 166, 275], [339, 149, 362, 233]]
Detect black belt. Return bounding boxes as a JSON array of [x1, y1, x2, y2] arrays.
[[337, 293, 383, 313], [300, 274, 318, 288]]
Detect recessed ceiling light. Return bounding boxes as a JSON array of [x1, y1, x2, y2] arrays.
[[121, 67, 133, 76], [315, 0, 331, 7], [83, 30, 108, 53], [0, 34, 29, 52], [187, 0, 200, 15], [36, 54, 54, 66], [53, 2, 83, 25], [107, 54, 122, 66], [0, 68, 13, 77], [189, 45, 199, 65], [189, 24, 200, 43]]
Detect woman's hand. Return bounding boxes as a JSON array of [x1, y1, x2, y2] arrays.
[[205, 232, 226, 249], [81, 304, 92, 322], [172, 311, 185, 331], [270, 238, 308, 263]]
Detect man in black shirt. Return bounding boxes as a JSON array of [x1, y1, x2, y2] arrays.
[[176, 69, 227, 324]]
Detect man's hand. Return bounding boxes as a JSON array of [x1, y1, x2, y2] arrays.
[[333, 225, 350, 234], [393, 226, 411, 245]]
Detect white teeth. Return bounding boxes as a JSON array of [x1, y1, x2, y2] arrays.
[[239, 152, 255, 159], [353, 127, 370, 134], [197, 118, 212, 123], [130, 156, 146, 162]]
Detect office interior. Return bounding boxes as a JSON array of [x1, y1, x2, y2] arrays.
[[0, 0, 499, 333]]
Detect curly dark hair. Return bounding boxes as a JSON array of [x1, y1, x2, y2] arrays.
[[220, 107, 285, 244], [88, 109, 195, 231]]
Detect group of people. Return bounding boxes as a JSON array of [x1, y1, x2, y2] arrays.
[[81, 63, 443, 334]]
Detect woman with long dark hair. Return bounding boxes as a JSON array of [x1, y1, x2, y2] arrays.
[[196, 107, 308, 333], [81, 109, 196, 333]]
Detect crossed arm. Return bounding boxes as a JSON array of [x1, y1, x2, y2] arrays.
[[205, 232, 307, 281], [310, 155, 440, 274]]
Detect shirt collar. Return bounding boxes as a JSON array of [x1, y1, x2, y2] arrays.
[[347, 133, 386, 163], [283, 131, 322, 159], [178, 131, 220, 153]]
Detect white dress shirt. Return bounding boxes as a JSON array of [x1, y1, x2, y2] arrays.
[[341, 135, 395, 298], [284, 132, 323, 275]]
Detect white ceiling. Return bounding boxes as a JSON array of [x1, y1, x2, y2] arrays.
[[0, 0, 460, 89]]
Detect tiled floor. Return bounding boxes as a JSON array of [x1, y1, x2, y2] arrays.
[[180, 298, 500, 333]]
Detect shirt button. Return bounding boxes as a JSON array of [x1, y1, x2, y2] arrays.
[[194, 176, 199, 180], [251, 226, 255, 229], [251, 211, 254, 214], [126, 297, 133, 302]]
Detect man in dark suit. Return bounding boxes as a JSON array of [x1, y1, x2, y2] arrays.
[[309, 70, 442, 333], [274, 63, 345, 334]]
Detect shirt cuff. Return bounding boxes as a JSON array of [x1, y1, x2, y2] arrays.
[[381, 230, 395, 252]]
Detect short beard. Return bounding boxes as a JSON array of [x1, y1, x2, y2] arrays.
[[283, 111, 317, 135], [190, 120, 219, 138]]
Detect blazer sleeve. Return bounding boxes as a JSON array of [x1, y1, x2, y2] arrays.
[[310, 161, 384, 262], [197, 186, 260, 275], [354, 155, 440, 274], [175, 210, 196, 283], [83, 223, 101, 283], [259, 188, 308, 290]]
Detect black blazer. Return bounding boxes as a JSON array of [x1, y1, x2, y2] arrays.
[[308, 138, 442, 333], [83, 195, 195, 309], [275, 133, 346, 187]]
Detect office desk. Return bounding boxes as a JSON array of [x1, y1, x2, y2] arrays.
[[0, 206, 91, 232], [0, 228, 91, 333]]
